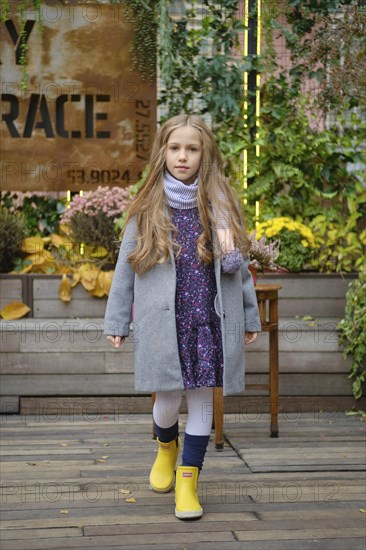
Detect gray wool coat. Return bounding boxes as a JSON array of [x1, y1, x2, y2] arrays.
[[104, 215, 262, 396]]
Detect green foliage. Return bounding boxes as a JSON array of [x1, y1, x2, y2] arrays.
[[276, 229, 313, 272], [156, 1, 365, 277], [245, 2, 366, 273], [338, 272, 366, 400], [159, 0, 245, 136], [0, 207, 28, 272], [0, 192, 66, 236], [121, 0, 158, 82], [247, 80, 365, 214], [309, 181, 366, 273]]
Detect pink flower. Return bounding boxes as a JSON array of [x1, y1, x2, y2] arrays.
[[60, 186, 132, 224]]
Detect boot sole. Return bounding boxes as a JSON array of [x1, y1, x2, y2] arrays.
[[149, 477, 175, 493], [175, 508, 203, 520]]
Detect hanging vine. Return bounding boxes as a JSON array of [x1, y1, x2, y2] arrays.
[[117, 0, 158, 82], [1, 0, 42, 90]]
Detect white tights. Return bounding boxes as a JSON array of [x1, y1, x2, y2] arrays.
[[153, 387, 213, 436]]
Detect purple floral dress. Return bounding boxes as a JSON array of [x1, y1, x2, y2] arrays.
[[171, 207, 224, 389]]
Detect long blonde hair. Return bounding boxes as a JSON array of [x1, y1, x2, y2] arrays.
[[121, 114, 250, 275]]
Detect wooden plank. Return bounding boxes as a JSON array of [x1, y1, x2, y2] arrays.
[[82, 508, 365, 534], [33, 279, 105, 300], [1, 373, 356, 397], [257, 273, 356, 299], [17, 395, 365, 415], [0, 279, 23, 310], [0, 511, 255, 529], [1, 350, 351, 374], [276, 299, 346, 318], [10, 542, 360, 550], [0, 522, 364, 549], [0, 528, 83, 541], [33, 300, 106, 319], [19, 396, 154, 416], [247, 352, 350, 373], [234, 527, 365, 542], [1, 374, 136, 395], [0, 396, 19, 414], [0, 352, 134, 374], [1, 353, 106, 374], [0, 531, 236, 550], [248, 326, 344, 352], [259, 509, 366, 521]]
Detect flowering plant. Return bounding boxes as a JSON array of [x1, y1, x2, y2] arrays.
[[256, 217, 317, 248], [248, 231, 282, 272], [61, 186, 131, 223], [255, 217, 317, 272], [61, 186, 132, 265]]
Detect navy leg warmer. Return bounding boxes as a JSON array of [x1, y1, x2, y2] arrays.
[[154, 420, 179, 443], [182, 432, 210, 471]]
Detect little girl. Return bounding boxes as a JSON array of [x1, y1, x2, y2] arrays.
[[104, 114, 261, 520]]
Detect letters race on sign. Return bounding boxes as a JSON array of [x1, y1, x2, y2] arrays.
[[0, 2, 156, 191]]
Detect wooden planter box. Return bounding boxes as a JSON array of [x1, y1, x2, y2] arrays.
[[0, 272, 362, 414], [0, 272, 357, 318], [256, 272, 357, 317], [0, 274, 106, 318]]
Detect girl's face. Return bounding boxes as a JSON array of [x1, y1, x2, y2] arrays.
[[165, 125, 202, 185]]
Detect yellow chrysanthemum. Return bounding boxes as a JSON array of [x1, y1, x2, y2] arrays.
[[255, 217, 316, 247]]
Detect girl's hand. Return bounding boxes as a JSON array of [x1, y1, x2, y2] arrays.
[[244, 332, 258, 345], [107, 335, 125, 349]]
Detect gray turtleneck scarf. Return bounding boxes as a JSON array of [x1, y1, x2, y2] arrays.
[[163, 171, 243, 273]]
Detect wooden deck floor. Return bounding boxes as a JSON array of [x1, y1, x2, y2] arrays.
[[0, 411, 365, 550]]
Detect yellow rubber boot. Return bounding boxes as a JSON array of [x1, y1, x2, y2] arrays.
[[149, 437, 181, 493], [175, 465, 203, 519]]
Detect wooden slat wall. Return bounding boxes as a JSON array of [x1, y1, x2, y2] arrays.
[[0, 273, 359, 413], [0, 317, 362, 414]]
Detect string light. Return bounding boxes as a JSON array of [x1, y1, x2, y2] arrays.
[[79, 190, 84, 255], [243, 1, 261, 219], [255, 0, 261, 160], [243, 0, 249, 207]]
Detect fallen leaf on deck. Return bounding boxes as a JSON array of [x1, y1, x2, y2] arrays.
[[60, 510, 69, 514], [126, 497, 136, 503], [97, 459, 106, 463], [118, 489, 130, 494], [102, 455, 109, 459]]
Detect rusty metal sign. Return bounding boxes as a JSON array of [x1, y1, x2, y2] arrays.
[[0, 2, 156, 191]]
